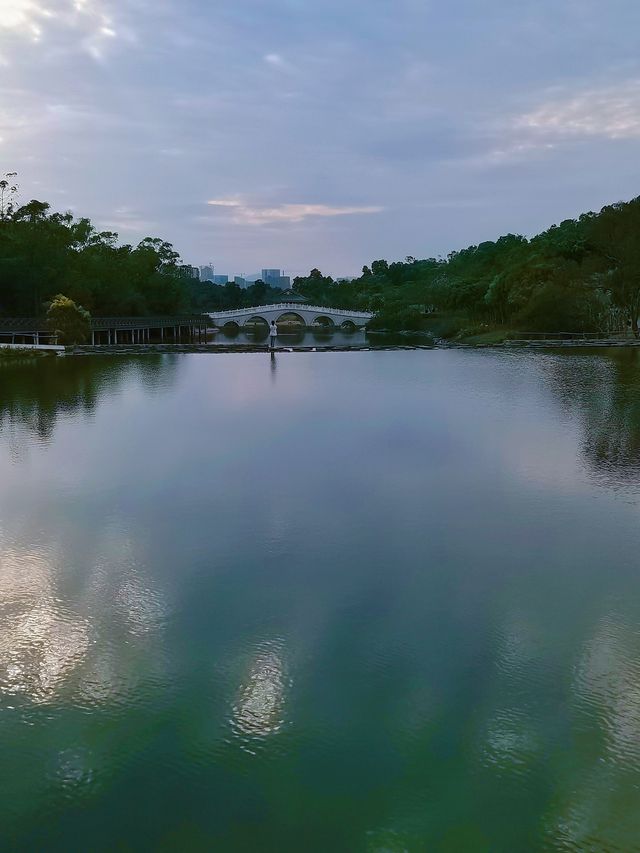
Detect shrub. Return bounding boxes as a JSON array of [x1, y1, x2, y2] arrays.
[[46, 294, 91, 344]]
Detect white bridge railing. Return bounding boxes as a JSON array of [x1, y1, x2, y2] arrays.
[[209, 303, 373, 319]]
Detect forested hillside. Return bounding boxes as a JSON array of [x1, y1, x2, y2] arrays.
[[2, 169, 639, 337], [0, 177, 294, 317], [0, 183, 189, 317], [291, 197, 640, 336]]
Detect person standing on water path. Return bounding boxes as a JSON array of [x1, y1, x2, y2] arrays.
[[269, 320, 278, 349]]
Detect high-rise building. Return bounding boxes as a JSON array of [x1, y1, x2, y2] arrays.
[[200, 265, 215, 282], [178, 265, 200, 279], [234, 276, 247, 288], [261, 269, 289, 289], [261, 269, 281, 287], [212, 274, 229, 285]]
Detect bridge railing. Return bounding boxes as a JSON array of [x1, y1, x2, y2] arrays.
[[209, 303, 373, 319], [0, 316, 206, 331], [0, 318, 50, 332], [89, 316, 203, 330]]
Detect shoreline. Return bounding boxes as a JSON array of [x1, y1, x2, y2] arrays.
[[5, 340, 640, 360], [67, 343, 435, 355]]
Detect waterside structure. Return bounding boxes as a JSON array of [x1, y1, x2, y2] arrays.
[[0, 305, 373, 348], [0, 316, 208, 346]]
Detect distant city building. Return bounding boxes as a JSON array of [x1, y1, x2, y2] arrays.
[[178, 265, 200, 279], [261, 269, 283, 288], [261, 269, 290, 289], [212, 274, 229, 285], [234, 276, 247, 288], [200, 265, 215, 282]]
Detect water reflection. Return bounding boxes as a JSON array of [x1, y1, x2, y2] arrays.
[[231, 640, 289, 740], [214, 326, 369, 348], [482, 709, 538, 778], [545, 349, 640, 485], [0, 530, 169, 709], [0, 547, 90, 704], [0, 355, 179, 441], [3, 348, 640, 849], [54, 748, 95, 797], [574, 615, 640, 769]]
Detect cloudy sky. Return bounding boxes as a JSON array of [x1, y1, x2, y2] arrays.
[[2, 0, 639, 276]]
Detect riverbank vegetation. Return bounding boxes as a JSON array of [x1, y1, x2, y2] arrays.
[[2, 171, 639, 337], [0, 176, 189, 317], [289, 197, 640, 339], [0, 175, 296, 319]]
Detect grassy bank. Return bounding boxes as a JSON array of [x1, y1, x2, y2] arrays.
[[0, 347, 56, 361]]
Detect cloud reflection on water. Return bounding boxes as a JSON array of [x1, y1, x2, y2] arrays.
[[231, 640, 290, 742], [0, 531, 169, 709], [0, 547, 90, 704]]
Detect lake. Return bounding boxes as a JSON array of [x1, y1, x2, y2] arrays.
[[210, 325, 371, 347], [2, 348, 640, 851]]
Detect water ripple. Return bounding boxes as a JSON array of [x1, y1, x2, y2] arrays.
[[573, 615, 640, 768], [229, 639, 291, 744], [0, 548, 90, 705]]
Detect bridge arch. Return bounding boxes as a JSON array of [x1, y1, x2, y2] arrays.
[[340, 320, 357, 331], [311, 315, 335, 328], [276, 311, 306, 328], [243, 315, 269, 329]]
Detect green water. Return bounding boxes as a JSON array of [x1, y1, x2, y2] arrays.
[[2, 349, 640, 852]]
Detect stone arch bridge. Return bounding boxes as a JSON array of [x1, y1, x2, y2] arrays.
[[208, 303, 373, 330]]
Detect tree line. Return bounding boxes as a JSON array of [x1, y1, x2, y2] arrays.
[[0, 177, 189, 317], [2, 171, 640, 337], [290, 196, 640, 336], [0, 175, 299, 321]]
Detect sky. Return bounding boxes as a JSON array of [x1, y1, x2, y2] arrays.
[[2, 0, 640, 277]]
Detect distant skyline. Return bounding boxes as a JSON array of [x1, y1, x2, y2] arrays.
[[2, 0, 640, 275]]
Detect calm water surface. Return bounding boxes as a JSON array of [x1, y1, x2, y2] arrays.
[[2, 349, 640, 851], [211, 326, 371, 347]]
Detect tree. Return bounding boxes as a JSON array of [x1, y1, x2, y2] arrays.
[[0, 172, 18, 219], [292, 268, 335, 303], [246, 279, 267, 304], [589, 200, 640, 332], [371, 259, 389, 276], [46, 294, 91, 344]]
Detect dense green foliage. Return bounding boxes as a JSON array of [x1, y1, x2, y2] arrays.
[[0, 179, 294, 318], [289, 199, 640, 336], [2, 171, 639, 336], [46, 293, 91, 344], [0, 181, 189, 316], [188, 278, 294, 313]]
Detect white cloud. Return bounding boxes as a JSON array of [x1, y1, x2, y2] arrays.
[[0, 0, 50, 40], [263, 52, 293, 72], [465, 79, 640, 168], [516, 81, 640, 140], [101, 206, 156, 235], [481, 139, 557, 166], [206, 198, 383, 225], [0, 0, 125, 58], [207, 198, 243, 208]]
